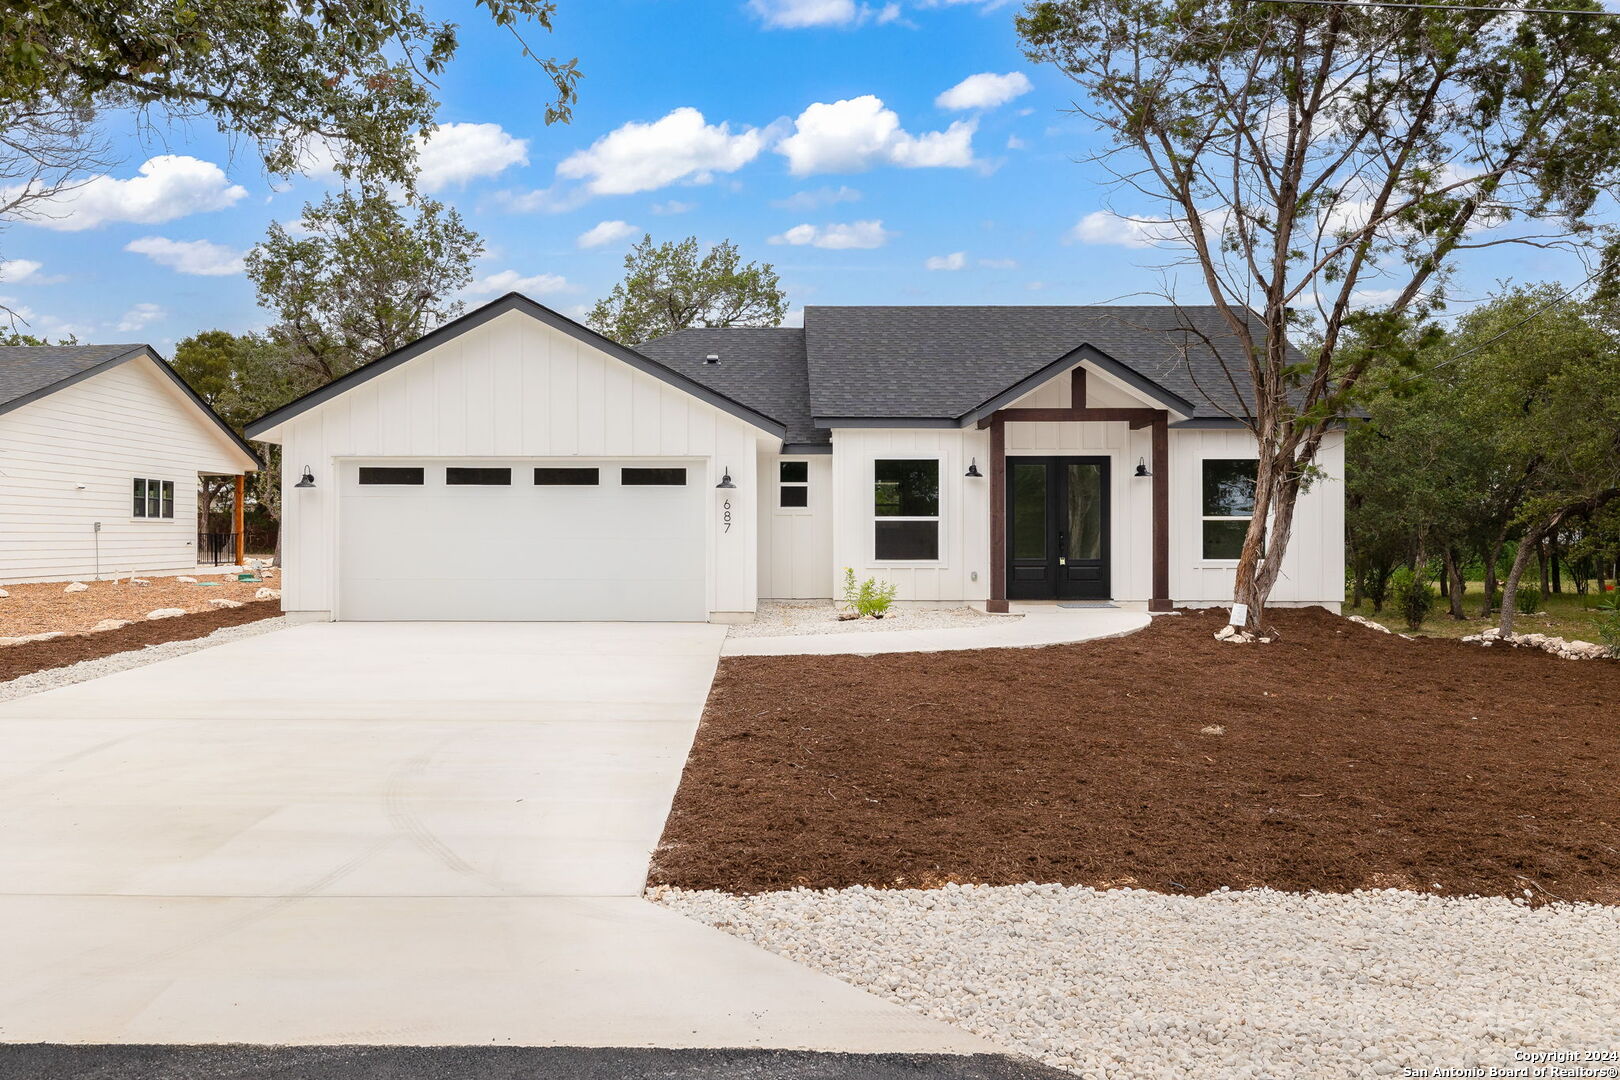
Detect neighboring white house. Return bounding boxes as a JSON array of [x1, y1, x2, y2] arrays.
[[0, 344, 260, 583], [246, 294, 1345, 622]]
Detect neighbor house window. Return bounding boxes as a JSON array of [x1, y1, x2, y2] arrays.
[[358, 467, 425, 485], [779, 460, 809, 508], [534, 467, 599, 486], [873, 458, 939, 561], [132, 478, 174, 519], [622, 467, 686, 486], [446, 467, 512, 486], [1201, 459, 1259, 560]]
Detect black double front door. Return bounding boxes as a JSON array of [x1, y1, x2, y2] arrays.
[[1006, 456, 1111, 600]]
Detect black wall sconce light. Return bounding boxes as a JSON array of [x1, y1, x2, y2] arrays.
[[1134, 457, 1152, 478], [965, 457, 983, 478], [294, 466, 316, 488], [716, 466, 736, 489]]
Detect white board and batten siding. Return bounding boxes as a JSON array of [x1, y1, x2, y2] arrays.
[[757, 452, 834, 599], [0, 355, 250, 583], [270, 309, 767, 620]]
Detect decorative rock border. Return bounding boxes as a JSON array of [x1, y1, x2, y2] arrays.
[[1462, 626, 1612, 661]]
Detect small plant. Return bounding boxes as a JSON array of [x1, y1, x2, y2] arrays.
[[1389, 567, 1435, 631], [1595, 595, 1620, 658], [840, 567, 899, 618], [1514, 585, 1543, 615]]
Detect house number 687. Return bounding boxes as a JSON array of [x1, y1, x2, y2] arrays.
[[722, 498, 732, 533]]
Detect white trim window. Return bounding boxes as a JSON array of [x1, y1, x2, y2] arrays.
[[132, 478, 175, 520], [778, 459, 809, 509], [1200, 458, 1259, 560], [873, 457, 940, 561]]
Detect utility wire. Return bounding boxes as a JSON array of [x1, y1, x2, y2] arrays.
[[1255, 0, 1618, 16]]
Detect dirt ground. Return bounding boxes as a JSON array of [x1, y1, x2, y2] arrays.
[[0, 571, 277, 638], [0, 601, 282, 683], [650, 608, 1620, 905]]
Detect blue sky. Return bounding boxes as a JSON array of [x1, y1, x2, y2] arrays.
[[0, 0, 1595, 352]]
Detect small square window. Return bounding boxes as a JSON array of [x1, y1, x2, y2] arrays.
[[359, 467, 425, 485], [622, 467, 686, 486], [780, 486, 808, 508], [446, 467, 512, 486], [779, 460, 809, 483], [534, 467, 599, 486]]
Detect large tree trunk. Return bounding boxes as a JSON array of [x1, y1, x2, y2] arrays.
[[1537, 540, 1550, 596], [1443, 547, 1466, 619], [1498, 532, 1541, 637], [1481, 532, 1508, 618], [1550, 531, 1562, 594]]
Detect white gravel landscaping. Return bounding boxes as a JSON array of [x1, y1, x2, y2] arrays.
[[654, 883, 1620, 1079], [726, 599, 1017, 639], [0, 616, 291, 702]]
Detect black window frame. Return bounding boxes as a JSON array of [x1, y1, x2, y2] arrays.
[[778, 459, 810, 509], [1200, 458, 1260, 561], [621, 467, 687, 487], [533, 467, 600, 486], [358, 466, 426, 486], [872, 458, 941, 561], [446, 466, 513, 486], [132, 477, 175, 520]]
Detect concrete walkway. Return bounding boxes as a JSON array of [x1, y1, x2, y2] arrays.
[[0, 622, 989, 1053], [723, 604, 1151, 656]]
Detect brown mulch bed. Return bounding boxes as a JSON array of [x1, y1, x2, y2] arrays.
[[0, 573, 275, 637], [0, 601, 282, 683], [651, 607, 1620, 905]]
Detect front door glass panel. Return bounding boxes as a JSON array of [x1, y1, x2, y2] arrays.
[[1066, 463, 1103, 561], [1012, 462, 1046, 560]]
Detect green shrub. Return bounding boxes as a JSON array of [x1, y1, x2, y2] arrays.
[[1389, 567, 1435, 630], [1595, 596, 1620, 658], [1514, 586, 1543, 614], [841, 567, 899, 618]]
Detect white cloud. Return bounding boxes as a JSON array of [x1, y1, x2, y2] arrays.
[[116, 302, 165, 333], [415, 122, 529, 193], [936, 71, 1033, 111], [466, 269, 572, 297], [978, 257, 1018, 269], [650, 199, 695, 214], [773, 185, 863, 210], [925, 251, 967, 270], [6, 155, 246, 232], [769, 220, 892, 249], [0, 258, 42, 283], [491, 184, 591, 215], [577, 220, 640, 249], [123, 236, 246, 276], [557, 107, 769, 195], [1069, 210, 1180, 249], [1005, 134, 1026, 150], [749, 0, 900, 27], [778, 96, 976, 176]]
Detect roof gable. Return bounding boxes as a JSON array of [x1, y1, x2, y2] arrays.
[[245, 294, 787, 441], [0, 344, 259, 467]]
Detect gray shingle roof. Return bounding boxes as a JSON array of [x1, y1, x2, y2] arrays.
[[803, 306, 1280, 421], [0, 344, 143, 410], [638, 327, 827, 447]]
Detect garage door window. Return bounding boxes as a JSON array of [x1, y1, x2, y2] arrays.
[[622, 467, 686, 486], [446, 467, 512, 486], [534, 467, 599, 485], [358, 467, 425, 485]]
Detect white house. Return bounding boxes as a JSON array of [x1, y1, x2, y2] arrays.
[[0, 344, 260, 583], [245, 294, 1344, 622]]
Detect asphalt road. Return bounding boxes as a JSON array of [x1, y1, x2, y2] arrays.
[[0, 1045, 1075, 1080]]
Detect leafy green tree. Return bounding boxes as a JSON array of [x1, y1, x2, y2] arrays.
[[1, 1, 577, 187], [245, 186, 484, 382], [1019, 0, 1620, 629], [587, 235, 788, 346]]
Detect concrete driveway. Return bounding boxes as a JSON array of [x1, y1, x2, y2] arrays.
[[0, 622, 988, 1053]]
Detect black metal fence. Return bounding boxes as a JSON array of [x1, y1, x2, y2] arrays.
[[197, 531, 238, 566]]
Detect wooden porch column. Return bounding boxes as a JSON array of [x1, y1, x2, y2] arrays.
[[233, 474, 246, 567], [987, 414, 1009, 613], [1149, 414, 1171, 612]]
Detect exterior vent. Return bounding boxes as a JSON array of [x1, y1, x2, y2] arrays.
[[704, 354, 720, 364]]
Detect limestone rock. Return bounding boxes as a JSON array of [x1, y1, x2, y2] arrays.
[[209, 598, 244, 609], [177, 575, 197, 583], [146, 608, 187, 620], [254, 587, 281, 601], [129, 578, 151, 587], [64, 581, 89, 593], [0, 587, 9, 598], [92, 619, 132, 632]]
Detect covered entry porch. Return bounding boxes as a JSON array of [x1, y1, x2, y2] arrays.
[[982, 368, 1172, 613]]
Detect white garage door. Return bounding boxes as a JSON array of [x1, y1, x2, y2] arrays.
[[338, 460, 707, 621]]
